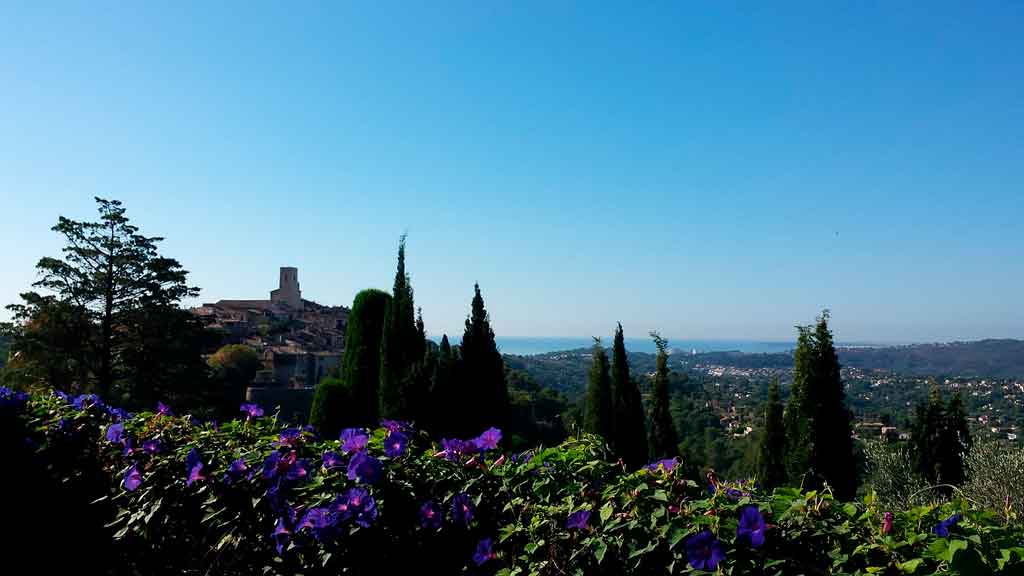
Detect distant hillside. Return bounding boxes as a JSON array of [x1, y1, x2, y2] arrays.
[[837, 339, 1024, 378], [506, 338, 1024, 397]]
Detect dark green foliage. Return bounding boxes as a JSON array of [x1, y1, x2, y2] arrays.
[[379, 236, 423, 420], [506, 368, 571, 450], [309, 377, 352, 438], [757, 377, 787, 489], [583, 337, 613, 440], [610, 323, 648, 468], [427, 334, 458, 435], [458, 283, 509, 436], [911, 383, 973, 488], [647, 331, 678, 459], [208, 344, 262, 417], [783, 311, 856, 499], [4, 198, 204, 406], [335, 289, 391, 428]]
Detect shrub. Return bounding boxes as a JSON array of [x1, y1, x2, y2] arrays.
[[4, 386, 1024, 575], [964, 441, 1024, 524], [309, 376, 351, 438]]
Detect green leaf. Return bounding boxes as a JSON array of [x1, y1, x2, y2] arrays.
[[600, 502, 613, 523], [842, 503, 857, 517], [668, 525, 686, 550], [946, 539, 968, 563], [593, 540, 608, 564], [898, 558, 923, 573]]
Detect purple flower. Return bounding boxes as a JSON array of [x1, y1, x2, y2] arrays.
[[686, 530, 725, 571], [276, 428, 303, 446], [263, 451, 293, 480], [473, 538, 497, 566], [106, 423, 125, 444], [54, 390, 69, 402], [107, 407, 130, 421], [384, 431, 409, 458], [72, 394, 102, 411], [124, 463, 143, 492], [223, 458, 249, 484], [286, 458, 311, 482], [240, 403, 264, 420], [185, 448, 206, 486], [933, 514, 962, 537], [441, 438, 470, 461], [472, 427, 502, 451], [644, 457, 680, 473], [299, 507, 338, 541], [566, 510, 591, 530], [736, 505, 767, 548], [122, 437, 136, 456], [380, 419, 409, 433], [322, 450, 343, 469], [142, 439, 163, 454], [340, 428, 369, 453], [337, 487, 378, 528], [156, 401, 172, 416], [347, 452, 383, 484], [451, 493, 475, 527], [272, 516, 292, 555], [882, 512, 894, 535], [419, 500, 443, 530]]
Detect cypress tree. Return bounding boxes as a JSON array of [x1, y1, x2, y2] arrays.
[[757, 377, 787, 490], [459, 283, 508, 436], [610, 323, 647, 468], [783, 311, 856, 499], [944, 391, 972, 486], [380, 235, 420, 420], [326, 288, 390, 429], [912, 384, 972, 488], [648, 331, 678, 459], [428, 334, 458, 435], [583, 337, 613, 440]]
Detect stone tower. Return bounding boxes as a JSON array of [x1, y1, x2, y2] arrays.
[[270, 266, 303, 310]]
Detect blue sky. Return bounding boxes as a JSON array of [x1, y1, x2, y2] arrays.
[[1, 2, 1022, 342]]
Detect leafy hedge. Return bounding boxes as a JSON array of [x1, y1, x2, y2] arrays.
[[3, 386, 1024, 575]]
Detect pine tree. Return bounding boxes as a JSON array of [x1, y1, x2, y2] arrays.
[[379, 235, 420, 420], [648, 331, 678, 459], [610, 323, 648, 468], [584, 337, 613, 440], [459, 283, 508, 436], [327, 288, 390, 428], [783, 311, 856, 498], [757, 377, 787, 490]]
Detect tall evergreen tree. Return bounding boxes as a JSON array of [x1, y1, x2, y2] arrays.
[[757, 377, 787, 490], [5, 198, 203, 404], [322, 288, 390, 429], [429, 334, 459, 436], [379, 235, 421, 420], [648, 331, 678, 459], [583, 337, 613, 440], [783, 311, 856, 499], [610, 323, 648, 468], [911, 383, 972, 488], [459, 283, 508, 436]]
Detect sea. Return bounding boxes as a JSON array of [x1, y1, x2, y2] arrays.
[[491, 337, 798, 356]]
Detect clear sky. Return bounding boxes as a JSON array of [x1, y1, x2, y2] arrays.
[[1, 2, 1022, 343]]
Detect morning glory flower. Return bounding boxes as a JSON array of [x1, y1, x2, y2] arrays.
[[686, 530, 726, 571], [263, 451, 296, 480], [107, 407, 130, 422], [566, 510, 591, 530], [440, 438, 470, 461], [882, 512, 894, 535], [472, 427, 502, 451], [322, 450, 343, 469], [473, 538, 497, 566], [122, 437, 136, 456], [124, 463, 143, 492], [736, 505, 767, 548], [223, 458, 249, 484], [419, 501, 443, 530], [644, 457, 680, 473], [342, 487, 378, 528], [285, 458, 311, 482], [240, 403, 264, 420], [340, 428, 369, 454], [380, 419, 409, 433], [272, 516, 292, 555], [185, 448, 206, 486], [157, 401, 172, 416], [142, 439, 163, 454], [299, 507, 337, 542], [384, 431, 408, 458], [451, 493, 475, 527], [347, 452, 383, 484], [72, 394, 102, 411], [933, 514, 962, 537], [106, 423, 125, 444], [276, 428, 302, 446]]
